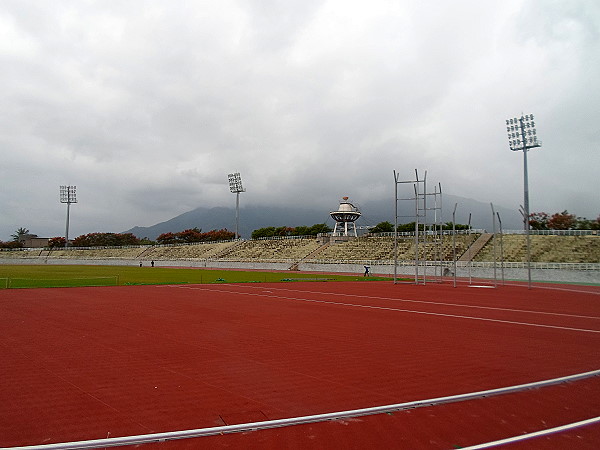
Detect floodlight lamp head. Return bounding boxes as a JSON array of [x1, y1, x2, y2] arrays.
[[59, 185, 77, 203], [228, 172, 244, 193]]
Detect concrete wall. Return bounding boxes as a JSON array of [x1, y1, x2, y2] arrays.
[[1, 257, 598, 284], [298, 262, 600, 284]]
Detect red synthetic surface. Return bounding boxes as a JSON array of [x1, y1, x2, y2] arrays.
[[1, 281, 599, 449]]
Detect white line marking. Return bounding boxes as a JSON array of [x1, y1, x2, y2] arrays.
[[174, 285, 600, 334], [501, 282, 600, 295], [212, 283, 600, 320]]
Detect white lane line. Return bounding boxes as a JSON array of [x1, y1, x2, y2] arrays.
[[207, 283, 600, 320], [461, 416, 600, 449], [7, 370, 600, 450], [171, 285, 600, 334], [501, 282, 600, 295]]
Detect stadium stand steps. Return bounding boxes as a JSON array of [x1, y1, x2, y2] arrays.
[[288, 242, 330, 270], [459, 233, 492, 262]]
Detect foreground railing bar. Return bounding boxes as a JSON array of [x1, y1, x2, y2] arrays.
[[461, 415, 600, 449], [5, 369, 600, 450]]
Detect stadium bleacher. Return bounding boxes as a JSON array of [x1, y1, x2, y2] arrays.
[[1, 233, 598, 265], [473, 234, 600, 263], [216, 238, 322, 262]]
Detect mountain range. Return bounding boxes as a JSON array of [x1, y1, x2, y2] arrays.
[[126, 194, 523, 240]]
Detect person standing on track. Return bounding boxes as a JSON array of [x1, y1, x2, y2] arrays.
[[364, 266, 370, 277]]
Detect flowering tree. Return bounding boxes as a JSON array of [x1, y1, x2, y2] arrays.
[[202, 229, 235, 241], [529, 211, 600, 230], [156, 232, 178, 245], [72, 233, 141, 247], [48, 237, 66, 248], [177, 228, 204, 243], [157, 228, 235, 244], [528, 212, 549, 230], [547, 211, 577, 230], [0, 240, 23, 249]]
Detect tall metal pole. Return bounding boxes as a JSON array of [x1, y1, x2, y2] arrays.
[[506, 114, 540, 290], [235, 191, 240, 239], [497, 212, 505, 285], [414, 184, 419, 285], [228, 172, 245, 240], [491, 203, 497, 288], [520, 118, 533, 289], [65, 201, 71, 248], [467, 213, 472, 285], [60, 185, 77, 249], [393, 171, 399, 284], [452, 203, 457, 288]]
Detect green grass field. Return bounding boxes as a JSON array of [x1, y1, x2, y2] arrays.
[[0, 265, 389, 289]]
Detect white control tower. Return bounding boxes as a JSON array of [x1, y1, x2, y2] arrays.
[[330, 197, 361, 237]]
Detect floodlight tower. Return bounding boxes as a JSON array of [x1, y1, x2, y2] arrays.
[[506, 114, 541, 288], [59, 185, 77, 248], [228, 172, 245, 239]]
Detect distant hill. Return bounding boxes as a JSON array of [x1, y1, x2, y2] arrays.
[[126, 195, 522, 240]]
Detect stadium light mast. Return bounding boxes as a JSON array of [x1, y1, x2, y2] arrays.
[[506, 113, 541, 289], [228, 172, 245, 239], [59, 185, 77, 248]]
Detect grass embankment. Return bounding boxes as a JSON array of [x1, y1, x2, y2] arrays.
[[0, 265, 389, 289]]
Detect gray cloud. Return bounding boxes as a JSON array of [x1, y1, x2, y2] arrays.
[[1, 0, 599, 240]]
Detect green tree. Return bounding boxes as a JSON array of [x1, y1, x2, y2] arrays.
[[11, 227, 30, 242], [369, 221, 394, 233], [252, 223, 332, 239], [575, 215, 600, 230], [398, 222, 434, 232], [441, 222, 471, 231], [308, 223, 332, 235], [251, 227, 277, 239]]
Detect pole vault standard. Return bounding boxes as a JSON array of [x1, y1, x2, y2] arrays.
[[393, 170, 443, 285]]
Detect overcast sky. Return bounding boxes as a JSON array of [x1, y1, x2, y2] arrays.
[[1, 0, 598, 240]]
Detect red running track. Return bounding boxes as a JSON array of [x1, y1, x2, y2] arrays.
[[1, 281, 599, 448]]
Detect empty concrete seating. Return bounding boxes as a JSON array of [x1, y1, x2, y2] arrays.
[[144, 242, 238, 260], [315, 237, 397, 261], [312, 235, 476, 262], [217, 239, 321, 262], [473, 234, 600, 263], [48, 247, 148, 259], [0, 249, 46, 258]]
